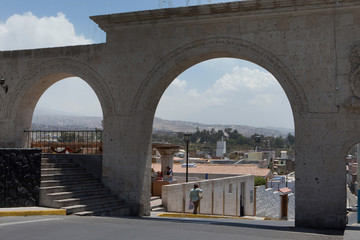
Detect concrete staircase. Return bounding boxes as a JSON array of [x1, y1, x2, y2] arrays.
[[39, 155, 130, 216]]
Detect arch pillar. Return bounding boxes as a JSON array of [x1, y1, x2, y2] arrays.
[[0, 118, 16, 147], [102, 113, 154, 216], [295, 115, 346, 229]]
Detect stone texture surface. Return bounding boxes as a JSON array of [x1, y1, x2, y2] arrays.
[[0, 149, 41, 207], [256, 185, 295, 220], [0, 0, 360, 229]]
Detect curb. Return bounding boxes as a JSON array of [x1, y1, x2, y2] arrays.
[[156, 213, 264, 220], [0, 209, 66, 217]]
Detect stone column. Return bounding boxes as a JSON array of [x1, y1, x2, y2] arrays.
[[155, 146, 180, 174], [295, 116, 346, 229], [102, 114, 153, 217]]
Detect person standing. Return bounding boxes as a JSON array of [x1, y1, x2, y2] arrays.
[[189, 184, 202, 214], [166, 166, 173, 176]]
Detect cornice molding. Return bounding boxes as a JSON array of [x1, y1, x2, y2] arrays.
[[90, 0, 360, 31]]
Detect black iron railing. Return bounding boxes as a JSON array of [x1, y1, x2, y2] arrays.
[[24, 130, 103, 154]]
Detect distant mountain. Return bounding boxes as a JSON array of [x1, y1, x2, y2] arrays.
[[32, 114, 103, 130], [31, 113, 294, 137], [153, 117, 294, 137]]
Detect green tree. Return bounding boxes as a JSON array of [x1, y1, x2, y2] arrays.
[[274, 137, 285, 148], [285, 133, 295, 147]]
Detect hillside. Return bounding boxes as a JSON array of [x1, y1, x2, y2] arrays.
[[32, 113, 293, 137], [153, 117, 293, 137]]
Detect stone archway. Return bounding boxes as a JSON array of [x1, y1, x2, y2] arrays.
[[7, 58, 115, 147], [131, 37, 307, 120], [2, 0, 360, 229], [129, 36, 305, 220]]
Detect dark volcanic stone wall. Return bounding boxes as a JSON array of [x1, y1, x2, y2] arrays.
[[0, 149, 41, 207]]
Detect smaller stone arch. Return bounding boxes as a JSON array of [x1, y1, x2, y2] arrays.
[[5, 58, 115, 147], [6, 58, 115, 119], [131, 37, 308, 120]]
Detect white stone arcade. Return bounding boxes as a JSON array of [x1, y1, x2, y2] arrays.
[[1, 0, 360, 229]]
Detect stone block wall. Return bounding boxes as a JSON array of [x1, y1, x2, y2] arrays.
[[0, 149, 41, 207], [288, 193, 295, 220], [256, 186, 281, 219], [256, 185, 295, 220]]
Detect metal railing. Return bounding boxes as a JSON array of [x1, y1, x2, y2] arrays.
[[25, 130, 103, 154]]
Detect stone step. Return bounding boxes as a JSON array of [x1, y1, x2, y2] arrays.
[[151, 202, 163, 209], [41, 168, 87, 175], [40, 183, 103, 194], [39, 154, 129, 216], [152, 207, 166, 212], [151, 196, 160, 201], [41, 163, 80, 169], [40, 178, 99, 187], [41, 173, 93, 181], [74, 205, 130, 217], [150, 197, 162, 210], [51, 194, 117, 208], [63, 199, 124, 215], [44, 188, 112, 201]]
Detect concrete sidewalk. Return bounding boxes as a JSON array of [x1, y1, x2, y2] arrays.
[[0, 207, 66, 217]]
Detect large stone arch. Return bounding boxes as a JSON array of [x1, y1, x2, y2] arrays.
[[7, 58, 115, 146], [131, 37, 308, 121]]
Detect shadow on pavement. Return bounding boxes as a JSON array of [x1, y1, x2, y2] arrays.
[[135, 216, 344, 236], [345, 225, 360, 231]]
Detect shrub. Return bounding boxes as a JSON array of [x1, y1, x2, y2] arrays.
[[254, 176, 266, 186]]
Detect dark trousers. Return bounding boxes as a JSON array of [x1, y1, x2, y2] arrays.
[[193, 200, 200, 214]]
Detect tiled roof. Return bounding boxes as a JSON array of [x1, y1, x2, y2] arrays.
[[151, 163, 271, 177], [278, 187, 292, 195]]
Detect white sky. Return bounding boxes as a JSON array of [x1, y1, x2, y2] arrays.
[[0, 2, 294, 129]]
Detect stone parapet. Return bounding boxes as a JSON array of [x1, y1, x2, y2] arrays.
[[91, 0, 360, 31]]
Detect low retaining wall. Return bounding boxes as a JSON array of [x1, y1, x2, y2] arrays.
[[0, 149, 41, 207], [162, 175, 254, 216], [173, 172, 239, 180]]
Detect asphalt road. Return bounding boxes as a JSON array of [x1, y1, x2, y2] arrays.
[[0, 215, 351, 240]]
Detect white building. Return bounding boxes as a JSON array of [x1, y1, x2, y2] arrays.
[[216, 137, 226, 158]]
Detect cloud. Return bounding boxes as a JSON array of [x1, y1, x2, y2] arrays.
[[0, 12, 100, 117], [209, 67, 277, 95], [156, 65, 293, 128], [0, 12, 92, 50]]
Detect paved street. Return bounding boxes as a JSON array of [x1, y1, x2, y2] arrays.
[[0, 215, 355, 240]]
